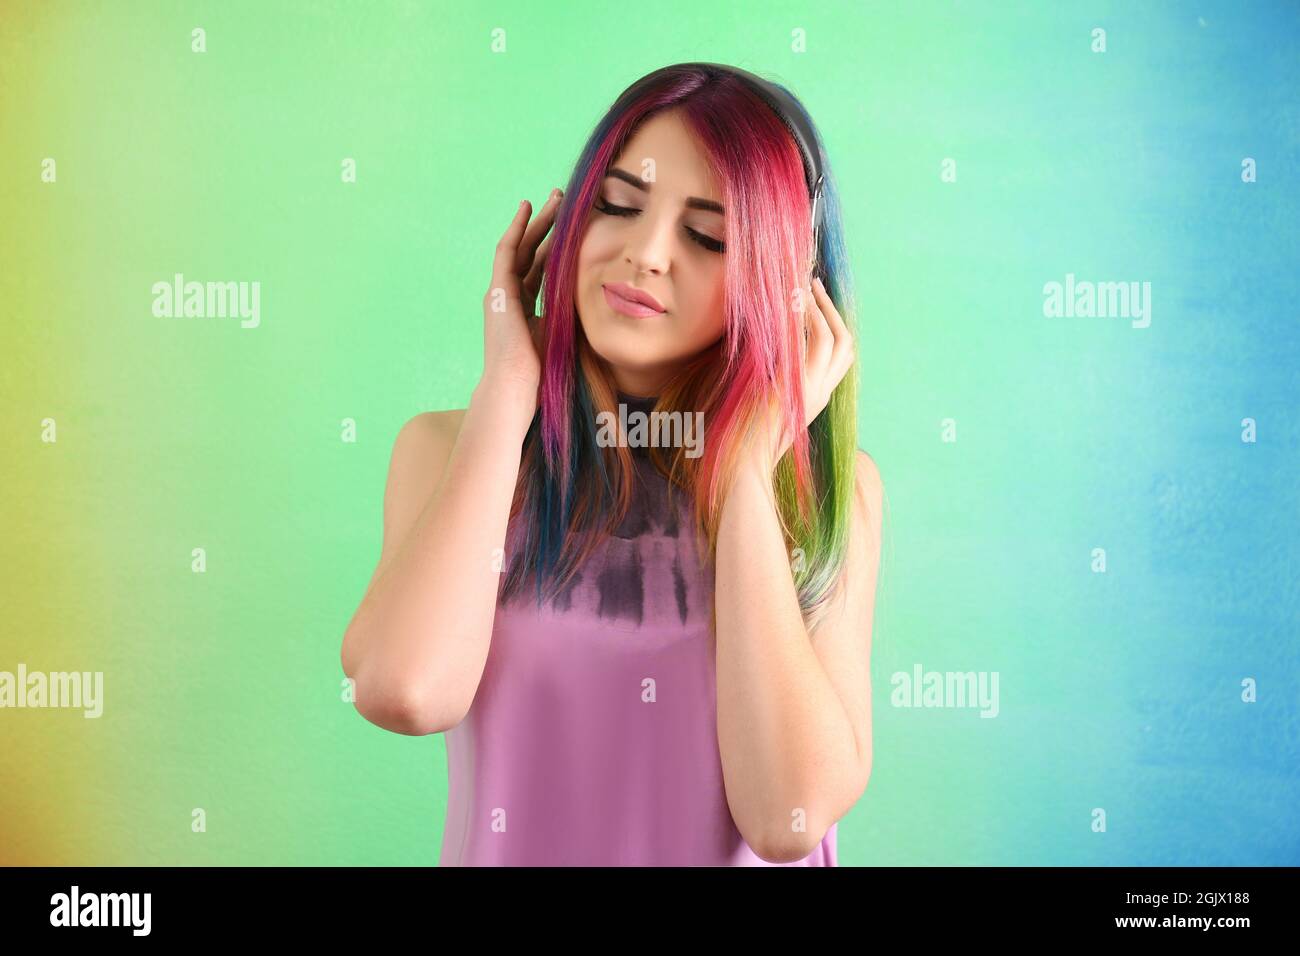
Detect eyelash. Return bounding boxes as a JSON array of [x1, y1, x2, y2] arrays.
[[594, 199, 726, 253]]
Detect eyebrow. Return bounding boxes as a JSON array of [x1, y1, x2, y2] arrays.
[[605, 166, 724, 215]]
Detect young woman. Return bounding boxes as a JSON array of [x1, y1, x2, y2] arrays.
[[341, 63, 884, 866]]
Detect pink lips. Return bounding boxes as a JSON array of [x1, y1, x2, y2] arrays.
[[603, 282, 666, 318]]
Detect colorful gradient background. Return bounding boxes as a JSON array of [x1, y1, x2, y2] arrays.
[[2, 0, 1297, 866]]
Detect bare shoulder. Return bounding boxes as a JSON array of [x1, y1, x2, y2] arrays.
[[379, 407, 469, 557], [396, 407, 468, 452], [388, 408, 470, 482], [342, 407, 471, 675], [853, 448, 881, 486], [852, 449, 884, 533]]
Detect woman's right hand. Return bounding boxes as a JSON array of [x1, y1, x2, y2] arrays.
[[479, 189, 563, 417]]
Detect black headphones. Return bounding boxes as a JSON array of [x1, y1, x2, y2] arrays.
[[612, 62, 827, 276]]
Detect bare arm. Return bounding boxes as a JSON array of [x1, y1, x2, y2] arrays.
[[340, 190, 563, 736], [715, 448, 880, 862], [341, 384, 533, 736], [714, 274, 873, 862]]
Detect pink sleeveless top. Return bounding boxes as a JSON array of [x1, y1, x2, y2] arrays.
[[438, 393, 837, 866]]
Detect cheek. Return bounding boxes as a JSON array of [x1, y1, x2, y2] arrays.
[[695, 268, 727, 332], [576, 225, 611, 285], [587, 227, 622, 268], [575, 235, 599, 302]]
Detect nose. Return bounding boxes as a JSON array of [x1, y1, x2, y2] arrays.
[[624, 211, 672, 276]]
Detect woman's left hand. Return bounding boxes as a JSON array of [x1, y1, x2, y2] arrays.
[[741, 275, 855, 476]]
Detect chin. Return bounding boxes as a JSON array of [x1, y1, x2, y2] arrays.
[[578, 298, 654, 346], [578, 298, 718, 371], [582, 329, 660, 371]]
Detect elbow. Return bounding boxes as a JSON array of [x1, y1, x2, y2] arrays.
[[340, 633, 359, 683], [340, 613, 369, 682], [747, 826, 824, 865], [348, 658, 464, 737], [739, 802, 833, 864], [358, 687, 439, 737]]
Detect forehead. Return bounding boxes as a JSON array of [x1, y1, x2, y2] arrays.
[[613, 109, 720, 200]]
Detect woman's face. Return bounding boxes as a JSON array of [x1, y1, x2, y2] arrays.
[[575, 108, 727, 397]]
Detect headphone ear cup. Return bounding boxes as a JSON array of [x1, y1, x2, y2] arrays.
[[810, 188, 824, 284]]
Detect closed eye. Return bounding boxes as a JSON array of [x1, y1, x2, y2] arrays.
[[594, 199, 725, 254]]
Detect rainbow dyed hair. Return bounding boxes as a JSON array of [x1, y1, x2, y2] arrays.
[[499, 63, 859, 634]]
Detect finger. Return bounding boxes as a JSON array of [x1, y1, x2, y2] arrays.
[[797, 282, 817, 361], [813, 277, 853, 377], [515, 192, 563, 316], [805, 280, 833, 379], [521, 227, 555, 308], [514, 189, 563, 277], [492, 200, 533, 294]]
